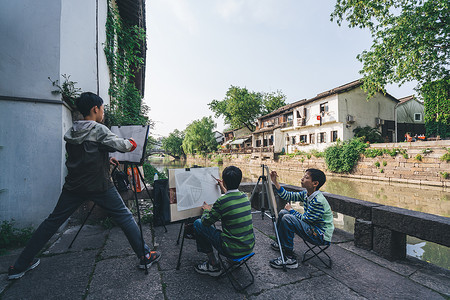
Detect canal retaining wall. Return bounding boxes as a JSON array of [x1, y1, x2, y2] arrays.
[[187, 140, 450, 188]]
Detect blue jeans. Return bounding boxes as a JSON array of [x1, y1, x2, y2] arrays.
[[277, 209, 328, 253], [14, 187, 150, 270], [193, 219, 229, 258]]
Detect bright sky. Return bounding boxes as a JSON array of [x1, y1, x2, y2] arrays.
[[145, 0, 417, 138]]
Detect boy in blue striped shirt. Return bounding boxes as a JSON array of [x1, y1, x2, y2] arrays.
[[269, 168, 334, 269], [193, 166, 255, 277]]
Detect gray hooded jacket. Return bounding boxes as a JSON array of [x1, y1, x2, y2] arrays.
[[63, 121, 132, 193]]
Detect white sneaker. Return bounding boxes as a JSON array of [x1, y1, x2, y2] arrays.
[[194, 261, 222, 277], [269, 255, 298, 269]]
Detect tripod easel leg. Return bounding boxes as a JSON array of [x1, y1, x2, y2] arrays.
[[250, 165, 287, 271], [68, 203, 96, 249], [130, 164, 149, 275]]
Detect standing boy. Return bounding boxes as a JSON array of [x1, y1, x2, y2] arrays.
[[8, 92, 160, 280], [269, 168, 334, 269], [193, 166, 255, 277]]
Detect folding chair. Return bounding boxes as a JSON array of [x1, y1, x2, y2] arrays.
[[218, 252, 255, 291], [302, 239, 332, 268]]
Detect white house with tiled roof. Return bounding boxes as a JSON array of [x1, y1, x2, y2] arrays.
[[253, 79, 400, 154]]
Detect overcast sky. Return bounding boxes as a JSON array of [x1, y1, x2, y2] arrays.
[[145, 0, 417, 138]]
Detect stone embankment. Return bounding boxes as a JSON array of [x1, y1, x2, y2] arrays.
[[187, 140, 450, 188]]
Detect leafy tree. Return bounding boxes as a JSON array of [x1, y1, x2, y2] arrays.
[[353, 126, 384, 143], [421, 77, 450, 138], [208, 86, 286, 131], [182, 117, 218, 154], [262, 90, 288, 116], [161, 129, 185, 158], [331, 0, 450, 98]]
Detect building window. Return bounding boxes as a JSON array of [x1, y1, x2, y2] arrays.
[[309, 133, 315, 144], [414, 113, 422, 121], [275, 118, 279, 125], [300, 135, 307, 143], [269, 135, 274, 145], [318, 132, 326, 143], [291, 136, 296, 145], [320, 102, 329, 114], [256, 140, 261, 147], [331, 131, 338, 142]]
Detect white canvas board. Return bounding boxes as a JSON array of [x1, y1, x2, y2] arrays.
[[110, 125, 149, 164], [174, 167, 221, 211]]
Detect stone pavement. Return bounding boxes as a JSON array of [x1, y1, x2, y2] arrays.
[[1, 213, 449, 300]]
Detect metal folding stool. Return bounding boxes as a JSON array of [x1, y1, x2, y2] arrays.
[[218, 252, 255, 291], [302, 239, 332, 268]]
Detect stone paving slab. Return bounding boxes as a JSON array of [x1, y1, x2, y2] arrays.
[[43, 224, 107, 255], [102, 225, 153, 259], [317, 244, 445, 299], [87, 256, 163, 300], [2, 250, 97, 300], [248, 274, 365, 300], [1, 212, 449, 299]]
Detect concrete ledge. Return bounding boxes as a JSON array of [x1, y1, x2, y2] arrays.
[[323, 192, 382, 221], [372, 206, 450, 247]]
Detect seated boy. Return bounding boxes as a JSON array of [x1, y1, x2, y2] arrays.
[[193, 166, 255, 277], [8, 92, 160, 280], [269, 168, 334, 269]]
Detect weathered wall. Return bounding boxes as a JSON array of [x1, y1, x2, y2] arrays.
[[187, 140, 450, 188]]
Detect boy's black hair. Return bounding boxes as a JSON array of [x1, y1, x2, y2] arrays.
[[305, 168, 326, 190], [222, 166, 242, 190], [75, 92, 104, 117]]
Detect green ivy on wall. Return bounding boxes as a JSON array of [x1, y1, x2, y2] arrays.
[[104, 0, 149, 126], [422, 77, 450, 138]]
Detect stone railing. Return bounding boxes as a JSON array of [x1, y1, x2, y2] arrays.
[[239, 182, 450, 261]]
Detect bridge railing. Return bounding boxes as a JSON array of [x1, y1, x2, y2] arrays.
[[239, 182, 450, 261]]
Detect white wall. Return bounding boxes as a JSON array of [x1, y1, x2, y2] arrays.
[[338, 88, 396, 140], [0, 0, 61, 100], [60, 0, 110, 103], [0, 101, 67, 227]]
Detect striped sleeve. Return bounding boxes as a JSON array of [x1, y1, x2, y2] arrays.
[[301, 198, 325, 224], [277, 186, 307, 204], [201, 199, 222, 227]]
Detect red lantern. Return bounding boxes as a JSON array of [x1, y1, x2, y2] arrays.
[[316, 115, 321, 120]]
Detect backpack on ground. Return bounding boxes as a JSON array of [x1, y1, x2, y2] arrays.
[[112, 166, 130, 192]]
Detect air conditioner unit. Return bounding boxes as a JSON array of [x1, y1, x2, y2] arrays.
[[375, 117, 384, 126], [346, 115, 355, 123]]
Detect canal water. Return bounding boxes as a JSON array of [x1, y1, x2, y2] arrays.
[[149, 158, 450, 270]]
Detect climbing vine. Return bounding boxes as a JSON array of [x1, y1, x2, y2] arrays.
[[421, 77, 450, 138], [103, 0, 149, 126]]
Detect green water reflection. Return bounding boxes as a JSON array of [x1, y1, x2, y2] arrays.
[[149, 158, 450, 270]]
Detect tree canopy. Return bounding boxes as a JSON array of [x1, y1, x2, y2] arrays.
[[331, 0, 449, 98], [182, 117, 218, 154], [161, 129, 185, 158], [208, 86, 287, 132]]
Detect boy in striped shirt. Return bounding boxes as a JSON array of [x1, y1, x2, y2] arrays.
[[193, 166, 255, 276], [269, 168, 334, 269]]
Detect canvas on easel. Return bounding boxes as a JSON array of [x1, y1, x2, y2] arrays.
[[111, 125, 150, 165], [168, 167, 221, 222]]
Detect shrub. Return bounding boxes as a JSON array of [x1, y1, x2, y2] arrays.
[[324, 138, 368, 173], [0, 220, 34, 253], [364, 148, 383, 158], [441, 172, 449, 179], [382, 161, 387, 167], [415, 154, 423, 161], [374, 161, 380, 168], [441, 148, 450, 162], [353, 126, 384, 143]]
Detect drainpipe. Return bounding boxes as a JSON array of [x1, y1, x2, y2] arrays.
[[394, 102, 400, 143]]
